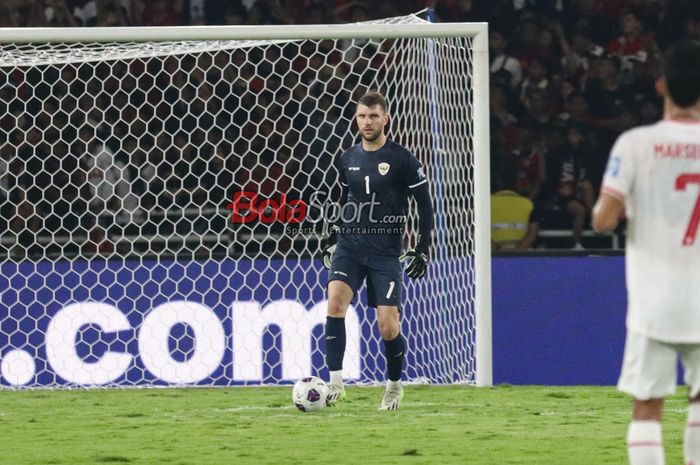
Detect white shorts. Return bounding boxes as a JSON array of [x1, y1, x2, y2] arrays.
[[618, 330, 700, 400]]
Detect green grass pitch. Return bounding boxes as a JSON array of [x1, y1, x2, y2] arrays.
[[0, 385, 690, 464]]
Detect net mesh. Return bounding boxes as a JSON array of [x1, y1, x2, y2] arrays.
[[0, 13, 477, 388]]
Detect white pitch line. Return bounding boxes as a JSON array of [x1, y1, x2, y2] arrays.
[[216, 406, 294, 412]]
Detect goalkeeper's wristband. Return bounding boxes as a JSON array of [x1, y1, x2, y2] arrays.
[[414, 235, 430, 257]]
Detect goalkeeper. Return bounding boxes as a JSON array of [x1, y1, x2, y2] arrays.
[[321, 91, 434, 410]]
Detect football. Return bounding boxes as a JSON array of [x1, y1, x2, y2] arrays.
[[292, 376, 328, 412]]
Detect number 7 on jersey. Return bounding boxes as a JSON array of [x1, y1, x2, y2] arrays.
[[676, 173, 700, 246]]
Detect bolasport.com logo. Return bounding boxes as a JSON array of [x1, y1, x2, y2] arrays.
[[225, 191, 407, 235]]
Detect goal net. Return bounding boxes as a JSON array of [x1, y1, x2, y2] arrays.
[[0, 14, 491, 388]]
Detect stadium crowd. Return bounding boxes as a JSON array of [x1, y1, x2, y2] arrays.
[[0, 0, 699, 256], [484, 0, 698, 250]]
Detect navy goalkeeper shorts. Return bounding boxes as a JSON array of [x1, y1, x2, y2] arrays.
[[327, 245, 403, 308]]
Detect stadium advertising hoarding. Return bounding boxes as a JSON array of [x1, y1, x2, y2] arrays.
[[0, 259, 338, 386], [0, 257, 452, 387], [492, 256, 629, 386], [0, 255, 630, 387]]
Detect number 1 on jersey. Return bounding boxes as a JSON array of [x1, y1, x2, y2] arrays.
[[364, 175, 370, 194], [676, 173, 700, 246]]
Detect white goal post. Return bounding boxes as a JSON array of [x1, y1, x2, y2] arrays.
[[0, 14, 492, 388]]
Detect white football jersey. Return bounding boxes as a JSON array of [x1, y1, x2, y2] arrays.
[[602, 119, 700, 343]]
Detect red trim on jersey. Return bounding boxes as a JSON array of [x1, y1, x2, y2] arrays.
[[601, 185, 627, 202], [627, 441, 663, 448], [665, 117, 700, 125]]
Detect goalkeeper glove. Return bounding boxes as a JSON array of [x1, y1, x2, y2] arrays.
[[321, 229, 338, 270], [400, 238, 430, 279]]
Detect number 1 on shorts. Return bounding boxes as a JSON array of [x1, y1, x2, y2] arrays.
[[386, 281, 395, 299]]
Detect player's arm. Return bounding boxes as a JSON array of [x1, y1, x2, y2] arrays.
[[401, 162, 434, 279], [410, 181, 435, 255], [593, 133, 633, 234], [592, 191, 625, 233], [321, 182, 347, 268], [321, 155, 348, 269]]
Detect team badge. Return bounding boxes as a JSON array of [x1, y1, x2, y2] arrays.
[[378, 162, 390, 176]]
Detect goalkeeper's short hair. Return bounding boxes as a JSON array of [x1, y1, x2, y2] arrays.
[[358, 91, 388, 112]]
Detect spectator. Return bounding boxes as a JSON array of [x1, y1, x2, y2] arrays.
[[584, 53, 626, 125], [552, 77, 578, 115], [606, 8, 659, 62], [96, 0, 129, 26], [639, 98, 662, 125], [490, 84, 521, 152], [558, 22, 602, 79], [518, 57, 551, 103], [619, 64, 652, 109], [491, 163, 540, 252], [186, 0, 206, 25], [523, 87, 554, 127], [42, 0, 78, 27], [509, 124, 545, 202], [510, 17, 541, 64], [534, 24, 561, 73], [564, 0, 615, 45], [558, 92, 593, 127], [490, 27, 523, 89], [73, 0, 128, 27], [132, 0, 184, 26], [247, 0, 291, 25], [546, 124, 596, 249]]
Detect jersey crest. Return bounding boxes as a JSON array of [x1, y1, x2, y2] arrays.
[[378, 162, 390, 176]]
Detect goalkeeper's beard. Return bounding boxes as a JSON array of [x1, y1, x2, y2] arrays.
[[360, 128, 382, 143]]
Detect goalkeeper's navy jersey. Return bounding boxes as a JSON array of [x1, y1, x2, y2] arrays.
[[334, 139, 427, 257]]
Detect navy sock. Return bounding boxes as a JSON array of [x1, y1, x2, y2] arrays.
[[384, 334, 405, 382], [325, 316, 346, 371]]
